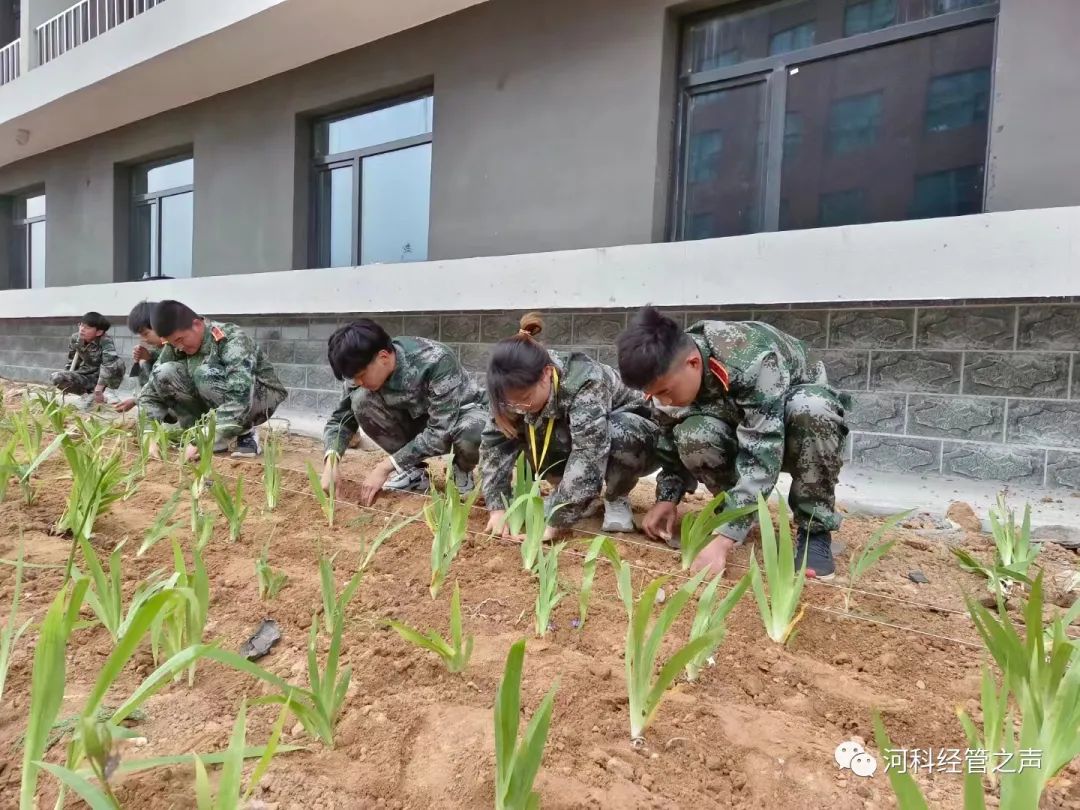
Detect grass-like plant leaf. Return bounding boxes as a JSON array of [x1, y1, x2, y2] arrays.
[[957, 664, 1009, 788], [307, 451, 338, 528], [318, 552, 365, 637], [578, 535, 622, 628], [749, 495, 807, 645], [505, 452, 539, 536], [534, 541, 566, 637], [183, 412, 217, 530], [387, 581, 473, 673], [494, 638, 557, 810], [263, 428, 282, 510], [844, 510, 909, 611], [619, 565, 720, 740], [256, 544, 289, 601], [58, 438, 126, 581], [685, 571, 750, 681], [0, 537, 31, 703], [78, 537, 175, 642], [211, 475, 248, 542], [678, 492, 758, 570], [426, 457, 480, 597], [150, 538, 210, 685], [137, 489, 184, 556]]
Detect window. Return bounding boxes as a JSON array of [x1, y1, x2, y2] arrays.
[[675, 0, 996, 238], [12, 192, 45, 289], [827, 92, 884, 155], [131, 156, 193, 280], [925, 68, 991, 132], [312, 94, 433, 267]]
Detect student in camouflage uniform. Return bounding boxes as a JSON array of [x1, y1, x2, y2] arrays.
[[480, 313, 661, 537], [115, 301, 165, 413], [50, 311, 125, 406], [616, 306, 848, 579], [138, 300, 287, 459], [322, 319, 488, 507]]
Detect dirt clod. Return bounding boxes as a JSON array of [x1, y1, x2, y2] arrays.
[[946, 502, 982, 534]]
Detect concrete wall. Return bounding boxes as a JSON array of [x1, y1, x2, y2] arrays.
[[3, 298, 1079, 490], [0, 0, 676, 286], [985, 0, 1080, 213]]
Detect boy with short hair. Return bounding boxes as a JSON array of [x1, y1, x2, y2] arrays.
[[322, 319, 488, 507], [138, 300, 287, 459], [50, 311, 125, 407], [115, 300, 165, 413], [616, 306, 848, 580]]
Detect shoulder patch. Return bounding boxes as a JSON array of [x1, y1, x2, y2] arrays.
[[210, 326, 226, 342], [708, 357, 730, 392]]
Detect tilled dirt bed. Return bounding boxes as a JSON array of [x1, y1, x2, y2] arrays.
[[2, 407, 1080, 809]]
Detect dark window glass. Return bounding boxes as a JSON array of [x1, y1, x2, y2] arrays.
[[910, 164, 983, 218], [827, 92, 884, 155], [313, 94, 433, 267], [11, 191, 45, 289], [132, 156, 193, 279], [783, 112, 804, 162], [689, 129, 724, 183], [681, 0, 993, 74], [819, 188, 867, 226], [925, 68, 991, 132], [681, 82, 766, 239]]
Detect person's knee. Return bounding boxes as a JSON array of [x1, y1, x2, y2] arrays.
[[673, 415, 735, 472], [786, 390, 844, 435]]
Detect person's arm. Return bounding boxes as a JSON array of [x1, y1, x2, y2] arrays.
[[390, 352, 469, 470], [205, 331, 261, 442], [721, 351, 790, 542], [96, 337, 124, 390], [136, 346, 161, 387], [546, 382, 610, 528], [478, 419, 521, 512], [137, 366, 176, 431], [323, 384, 360, 458]]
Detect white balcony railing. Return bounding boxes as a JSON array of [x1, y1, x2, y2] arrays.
[[36, 0, 166, 67], [0, 39, 19, 86]]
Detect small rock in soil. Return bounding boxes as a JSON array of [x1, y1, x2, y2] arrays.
[[877, 652, 899, 669], [916, 680, 926, 690], [606, 757, 636, 781], [588, 661, 612, 680], [902, 536, 933, 552], [833, 653, 852, 666], [640, 772, 654, 790], [946, 501, 982, 534], [907, 570, 930, 585], [392, 657, 413, 674], [742, 674, 764, 697]]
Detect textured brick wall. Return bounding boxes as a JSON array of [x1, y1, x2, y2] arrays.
[[2, 299, 1078, 490]]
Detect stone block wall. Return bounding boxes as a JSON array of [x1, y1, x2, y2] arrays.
[[2, 298, 1078, 490]]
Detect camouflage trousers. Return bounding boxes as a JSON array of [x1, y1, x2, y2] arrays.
[[537, 410, 662, 500], [670, 384, 847, 532], [51, 366, 124, 394], [354, 393, 487, 472], [150, 361, 285, 433]]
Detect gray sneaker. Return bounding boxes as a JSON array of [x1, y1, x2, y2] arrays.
[[452, 463, 476, 495], [383, 466, 430, 493], [231, 431, 261, 458], [601, 496, 635, 533]]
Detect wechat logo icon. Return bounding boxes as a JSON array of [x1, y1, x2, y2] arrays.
[[835, 740, 878, 778]]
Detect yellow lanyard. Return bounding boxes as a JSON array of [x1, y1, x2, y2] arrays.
[[527, 368, 559, 474]]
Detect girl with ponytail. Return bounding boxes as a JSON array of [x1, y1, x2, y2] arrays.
[[479, 313, 661, 538]]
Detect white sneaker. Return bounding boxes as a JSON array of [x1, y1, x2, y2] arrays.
[[74, 394, 94, 412], [601, 496, 635, 533], [383, 467, 430, 494], [452, 463, 476, 495], [102, 390, 121, 405]]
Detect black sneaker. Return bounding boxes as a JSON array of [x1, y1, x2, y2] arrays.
[[795, 528, 836, 581], [231, 431, 261, 458]]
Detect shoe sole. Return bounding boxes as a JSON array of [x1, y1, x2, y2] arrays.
[[231, 450, 261, 458], [601, 521, 635, 533], [807, 570, 836, 582]]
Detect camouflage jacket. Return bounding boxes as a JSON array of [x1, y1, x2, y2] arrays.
[[66, 333, 124, 388], [140, 320, 286, 441], [479, 351, 647, 527], [655, 320, 831, 539], [323, 337, 486, 469], [135, 345, 162, 387]]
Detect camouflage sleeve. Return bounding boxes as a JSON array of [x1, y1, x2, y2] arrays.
[[66, 335, 77, 363], [654, 415, 695, 503], [137, 364, 172, 428], [209, 331, 261, 442], [724, 351, 790, 542], [478, 419, 522, 511], [390, 352, 469, 470], [547, 381, 610, 528], [137, 346, 161, 387], [323, 384, 359, 457], [96, 336, 125, 389]]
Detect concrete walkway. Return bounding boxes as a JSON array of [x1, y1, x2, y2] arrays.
[[275, 407, 1080, 542]]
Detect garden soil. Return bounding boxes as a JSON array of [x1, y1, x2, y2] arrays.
[[2, 401, 1080, 809]]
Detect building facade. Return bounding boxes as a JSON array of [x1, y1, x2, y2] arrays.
[[0, 0, 1077, 489]]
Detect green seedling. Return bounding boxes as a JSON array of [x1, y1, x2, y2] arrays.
[[387, 581, 473, 673], [0, 431, 66, 505], [78, 537, 175, 642], [957, 664, 1009, 789], [505, 452, 539, 535], [263, 429, 282, 510], [58, 438, 126, 582], [0, 538, 31, 704], [685, 571, 751, 682], [211, 476, 248, 542], [678, 492, 758, 570], [194, 699, 292, 810], [256, 544, 289, 601], [137, 489, 184, 556], [494, 639, 557, 810], [749, 495, 807, 645], [578, 535, 622, 628], [953, 496, 1039, 598], [194, 509, 216, 551], [183, 413, 217, 531], [618, 565, 720, 740], [845, 511, 909, 611], [307, 451, 338, 528], [150, 420, 173, 465], [506, 490, 564, 574], [150, 538, 210, 686], [534, 542, 566, 637], [358, 510, 420, 574], [318, 552, 365, 637], [426, 457, 480, 598]]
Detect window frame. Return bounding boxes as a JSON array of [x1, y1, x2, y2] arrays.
[[671, 0, 998, 239], [130, 153, 194, 280], [309, 91, 434, 268], [12, 190, 46, 289]]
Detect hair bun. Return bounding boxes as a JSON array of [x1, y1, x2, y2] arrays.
[[518, 312, 544, 338]]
